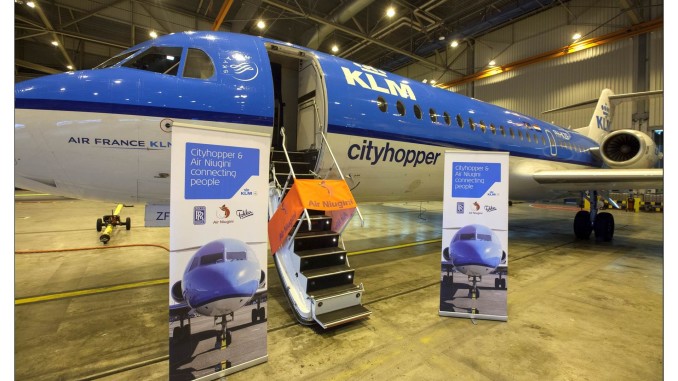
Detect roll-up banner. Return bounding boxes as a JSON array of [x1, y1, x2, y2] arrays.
[[169, 122, 270, 380], [439, 150, 509, 322]]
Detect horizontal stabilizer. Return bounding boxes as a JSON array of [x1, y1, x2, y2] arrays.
[[543, 90, 663, 114], [533, 168, 663, 191]]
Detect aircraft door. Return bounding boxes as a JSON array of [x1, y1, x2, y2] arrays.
[[297, 60, 326, 152], [545, 130, 558, 156]]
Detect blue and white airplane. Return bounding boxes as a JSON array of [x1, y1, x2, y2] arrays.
[[441, 224, 507, 295], [14, 31, 663, 241], [170, 238, 266, 346]]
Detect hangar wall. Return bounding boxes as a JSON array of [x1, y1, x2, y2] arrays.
[[395, 0, 664, 134]]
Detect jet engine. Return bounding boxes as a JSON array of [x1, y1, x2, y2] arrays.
[[171, 281, 184, 303], [600, 130, 662, 169]]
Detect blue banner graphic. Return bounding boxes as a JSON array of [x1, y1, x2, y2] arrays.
[[451, 162, 501, 198], [184, 142, 260, 199]]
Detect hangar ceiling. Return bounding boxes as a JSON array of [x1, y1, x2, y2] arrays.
[[14, 0, 650, 81]]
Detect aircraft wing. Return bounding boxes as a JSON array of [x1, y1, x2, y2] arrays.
[[169, 302, 193, 322], [532, 168, 663, 191]]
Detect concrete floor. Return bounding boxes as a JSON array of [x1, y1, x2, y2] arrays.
[[14, 191, 664, 380]]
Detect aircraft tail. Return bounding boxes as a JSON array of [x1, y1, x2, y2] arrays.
[[573, 88, 615, 144], [544, 88, 663, 144]]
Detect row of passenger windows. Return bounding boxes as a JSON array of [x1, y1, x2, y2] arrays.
[[95, 46, 215, 79], [375, 96, 588, 152]]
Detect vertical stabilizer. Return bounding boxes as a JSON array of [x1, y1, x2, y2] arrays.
[[574, 88, 614, 144]]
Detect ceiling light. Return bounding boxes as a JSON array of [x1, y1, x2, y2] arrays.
[[149, 30, 158, 38], [572, 32, 581, 40], [331, 45, 339, 53], [257, 20, 265, 29], [422, 79, 428, 84], [66, 65, 73, 70], [438, 35, 445, 41], [26, 1, 35, 8], [51, 40, 59, 47], [450, 40, 459, 48], [489, 60, 496, 66], [386, 7, 395, 18]]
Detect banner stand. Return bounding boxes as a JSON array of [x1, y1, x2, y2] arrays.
[[438, 150, 509, 322], [168, 122, 270, 380]]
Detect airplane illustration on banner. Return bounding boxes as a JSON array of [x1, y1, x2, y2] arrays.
[[441, 224, 507, 297], [14, 31, 663, 241], [170, 238, 266, 347]]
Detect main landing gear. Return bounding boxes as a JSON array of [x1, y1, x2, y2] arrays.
[[96, 203, 131, 244], [573, 191, 614, 242]]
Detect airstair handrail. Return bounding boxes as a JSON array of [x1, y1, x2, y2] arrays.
[[279, 127, 313, 231]]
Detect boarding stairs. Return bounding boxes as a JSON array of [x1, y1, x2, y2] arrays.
[[268, 130, 370, 329]]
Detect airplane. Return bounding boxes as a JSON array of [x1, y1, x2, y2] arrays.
[[170, 238, 266, 347], [441, 224, 507, 298], [14, 30, 663, 245]]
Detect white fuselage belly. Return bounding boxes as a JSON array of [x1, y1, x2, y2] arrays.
[[15, 110, 587, 203]]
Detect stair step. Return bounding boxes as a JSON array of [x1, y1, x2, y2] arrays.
[[296, 247, 347, 271], [314, 305, 371, 329], [294, 214, 332, 233], [307, 283, 361, 300], [294, 231, 339, 251], [272, 160, 311, 173], [303, 264, 355, 292]]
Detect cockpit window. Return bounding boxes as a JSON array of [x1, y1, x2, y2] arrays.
[[456, 232, 492, 242], [477, 233, 492, 241], [200, 252, 224, 265], [123, 46, 183, 75], [458, 233, 476, 241], [226, 251, 247, 261], [183, 48, 215, 79], [94, 49, 140, 69]]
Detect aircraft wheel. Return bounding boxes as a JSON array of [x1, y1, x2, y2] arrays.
[[494, 278, 500, 289], [96, 218, 103, 232], [259, 307, 266, 320], [172, 326, 182, 341], [226, 330, 232, 346], [500, 279, 506, 289], [594, 212, 614, 242], [573, 211, 592, 239], [251, 308, 258, 323], [125, 217, 131, 230]]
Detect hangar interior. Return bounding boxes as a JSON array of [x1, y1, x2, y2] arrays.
[[14, 1, 665, 380]]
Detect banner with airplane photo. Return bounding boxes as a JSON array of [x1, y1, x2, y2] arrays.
[[439, 150, 509, 321], [169, 122, 270, 380]]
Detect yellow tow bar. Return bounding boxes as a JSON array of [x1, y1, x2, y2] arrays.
[[96, 203, 131, 244]]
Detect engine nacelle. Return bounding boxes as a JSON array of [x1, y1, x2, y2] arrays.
[[600, 130, 661, 169], [171, 281, 185, 303]]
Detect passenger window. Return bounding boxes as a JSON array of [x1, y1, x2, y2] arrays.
[[541, 137, 546, 145], [123, 46, 184, 75], [479, 121, 486, 133], [183, 48, 215, 79], [443, 112, 451, 126], [518, 130, 523, 140], [414, 105, 422, 119], [468, 117, 475, 131], [429, 108, 437, 123], [534, 135, 539, 144], [490, 123, 496, 134], [509, 127, 514, 138], [527, 133, 531, 142], [456, 114, 464, 128], [500, 126, 506, 136], [396, 100, 406, 116], [377, 97, 387, 112]]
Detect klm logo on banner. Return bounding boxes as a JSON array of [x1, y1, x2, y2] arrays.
[[452, 162, 502, 198]]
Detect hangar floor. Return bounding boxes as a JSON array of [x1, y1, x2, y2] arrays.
[[14, 191, 663, 380]]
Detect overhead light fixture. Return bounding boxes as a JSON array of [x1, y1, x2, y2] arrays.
[[489, 60, 496, 66], [430, 80, 436, 85], [256, 20, 265, 29], [572, 32, 582, 40], [450, 40, 459, 48], [51, 40, 59, 47], [422, 79, 428, 84], [66, 65, 74, 70], [438, 35, 445, 41], [26, 1, 35, 8], [386, 7, 396, 18], [149, 30, 158, 38], [331, 45, 339, 53]]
